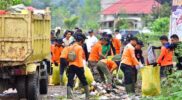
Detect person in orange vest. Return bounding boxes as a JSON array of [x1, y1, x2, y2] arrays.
[[108, 34, 122, 55], [88, 38, 108, 82], [51, 39, 64, 66], [96, 55, 121, 89], [157, 35, 173, 77], [60, 46, 69, 85], [67, 33, 89, 99], [120, 37, 143, 93]]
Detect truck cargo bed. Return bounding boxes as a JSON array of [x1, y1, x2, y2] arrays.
[[0, 11, 51, 66]]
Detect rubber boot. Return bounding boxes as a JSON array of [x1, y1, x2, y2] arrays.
[[67, 86, 73, 99], [60, 75, 64, 85], [125, 84, 135, 94], [83, 85, 90, 100]]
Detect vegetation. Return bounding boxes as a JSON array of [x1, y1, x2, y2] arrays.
[[151, 17, 169, 34], [31, 0, 100, 29], [63, 16, 79, 29], [116, 19, 129, 29], [0, 0, 31, 9]]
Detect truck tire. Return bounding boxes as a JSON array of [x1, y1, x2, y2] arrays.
[[0, 79, 5, 93], [39, 61, 48, 94], [27, 71, 39, 100], [39, 76, 48, 94], [16, 76, 26, 98]]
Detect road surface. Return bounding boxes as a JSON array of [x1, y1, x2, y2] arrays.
[[0, 86, 66, 100]]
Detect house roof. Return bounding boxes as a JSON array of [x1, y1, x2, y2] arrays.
[[102, 0, 160, 15]]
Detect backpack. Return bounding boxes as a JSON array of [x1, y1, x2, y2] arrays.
[[68, 45, 77, 62]]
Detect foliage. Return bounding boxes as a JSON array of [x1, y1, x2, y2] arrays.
[[63, 16, 79, 29], [79, 0, 100, 29], [116, 19, 129, 29], [151, 17, 169, 33], [0, 0, 31, 9], [0, 0, 21, 9], [31, 0, 100, 29], [142, 15, 153, 27], [136, 33, 162, 46], [152, 3, 171, 19]]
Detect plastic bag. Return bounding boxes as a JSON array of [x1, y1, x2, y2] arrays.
[[52, 64, 60, 85], [147, 46, 157, 64], [62, 66, 94, 87], [140, 66, 161, 96]]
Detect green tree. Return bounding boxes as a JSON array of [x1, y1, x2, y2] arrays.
[[152, 3, 171, 19], [63, 16, 79, 29], [79, 0, 100, 29], [116, 19, 129, 29], [151, 17, 169, 33], [0, 0, 21, 9]]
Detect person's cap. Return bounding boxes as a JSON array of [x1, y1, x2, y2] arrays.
[[137, 40, 144, 46], [115, 29, 119, 33], [57, 39, 63, 44], [88, 29, 94, 33], [130, 37, 138, 41], [112, 55, 122, 61], [74, 33, 87, 41], [160, 35, 168, 41], [107, 34, 113, 39]]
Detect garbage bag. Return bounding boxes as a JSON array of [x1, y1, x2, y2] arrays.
[[140, 66, 161, 96], [107, 56, 113, 60], [52, 64, 60, 85], [62, 66, 94, 86], [113, 69, 124, 80], [62, 71, 68, 85], [84, 66, 94, 85], [147, 46, 157, 65]]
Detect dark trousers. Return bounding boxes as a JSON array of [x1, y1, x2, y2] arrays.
[[67, 65, 88, 88], [88, 61, 100, 82], [96, 61, 112, 84], [60, 58, 68, 76], [177, 58, 182, 70], [120, 63, 137, 85], [160, 65, 173, 77]]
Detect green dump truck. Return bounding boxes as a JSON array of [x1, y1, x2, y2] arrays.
[[0, 9, 51, 100]]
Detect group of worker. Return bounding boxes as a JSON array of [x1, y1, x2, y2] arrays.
[[51, 27, 182, 99]]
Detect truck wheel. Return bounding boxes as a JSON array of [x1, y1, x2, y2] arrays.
[[39, 61, 48, 94], [0, 79, 5, 93], [16, 76, 26, 98], [39, 76, 48, 94], [27, 71, 39, 100]]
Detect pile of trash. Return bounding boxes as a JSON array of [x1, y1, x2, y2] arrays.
[[73, 81, 140, 100], [0, 4, 49, 15]]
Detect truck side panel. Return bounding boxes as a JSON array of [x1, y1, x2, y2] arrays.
[[0, 15, 31, 62]]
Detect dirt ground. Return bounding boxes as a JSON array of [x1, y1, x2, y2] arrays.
[[0, 86, 67, 100]]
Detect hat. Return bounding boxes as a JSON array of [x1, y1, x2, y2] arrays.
[[57, 39, 63, 44], [74, 33, 87, 41], [112, 54, 122, 61], [88, 29, 94, 33], [137, 40, 144, 46], [115, 29, 119, 33]]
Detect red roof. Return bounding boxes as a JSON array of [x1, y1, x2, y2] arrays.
[[102, 0, 160, 15]]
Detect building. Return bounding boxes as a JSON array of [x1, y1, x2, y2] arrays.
[[100, 0, 160, 30]]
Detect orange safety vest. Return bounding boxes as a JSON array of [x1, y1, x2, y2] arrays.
[[157, 46, 173, 67]]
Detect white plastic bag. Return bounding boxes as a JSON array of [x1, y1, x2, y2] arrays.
[[147, 46, 157, 64]]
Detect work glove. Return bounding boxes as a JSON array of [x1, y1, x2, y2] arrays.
[[54, 62, 58, 66], [151, 62, 157, 67], [136, 63, 144, 70]]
